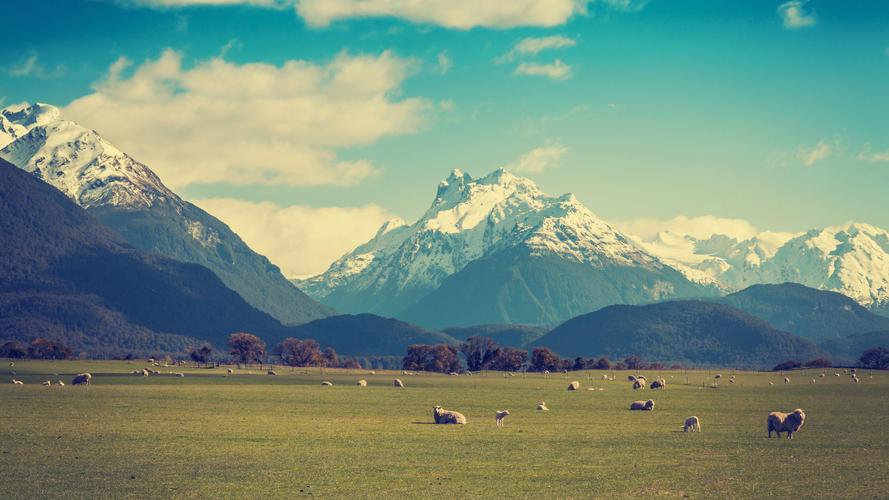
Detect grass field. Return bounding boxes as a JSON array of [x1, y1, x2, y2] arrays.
[[1, 360, 887, 498]]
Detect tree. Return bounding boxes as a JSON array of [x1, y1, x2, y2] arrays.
[[803, 358, 832, 368], [403, 344, 432, 371], [859, 347, 889, 370], [591, 357, 611, 370], [485, 347, 528, 372], [623, 355, 644, 370], [277, 338, 321, 367], [772, 359, 802, 371], [27, 338, 74, 360], [189, 343, 214, 366], [460, 336, 498, 372], [402, 344, 461, 373], [572, 357, 586, 371], [228, 333, 266, 366], [322, 347, 339, 368], [529, 347, 562, 372], [0, 341, 26, 359]]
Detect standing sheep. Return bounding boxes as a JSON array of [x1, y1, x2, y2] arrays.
[[393, 378, 404, 388], [567, 381, 580, 391], [432, 406, 467, 424], [226, 368, 234, 374], [71, 373, 91, 385], [633, 380, 645, 390], [650, 378, 666, 390], [684, 416, 701, 432], [56, 380, 64, 386], [356, 379, 367, 386], [495, 410, 510, 427], [42, 380, 51, 386], [767, 409, 806, 439], [630, 400, 655, 411]]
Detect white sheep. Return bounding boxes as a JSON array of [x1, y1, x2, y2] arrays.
[[433, 406, 467, 424], [632, 380, 645, 390], [71, 373, 91, 385], [536, 401, 549, 411], [567, 381, 580, 391], [684, 416, 701, 433], [602, 374, 609, 380], [173, 372, 185, 377], [42, 380, 51, 386], [769, 381, 774, 386], [650, 378, 666, 390], [819, 373, 825, 378], [356, 379, 367, 386], [227, 368, 234, 374], [56, 380, 64, 386], [630, 400, 655, 411], [767, 409, 806, 439], [11, 378, 23, 385], [809, 379, 815, 384], [627, 375, 637, 382], [834, 373, 841, 377], [369, 370, 376, 375], [393, 378, 404, 388], [321, 381, 333, 386], [267, 369, 277, 376], [495, 410, 510, 427], [141, 368, 149, 377], [784, 377, 790, 384]]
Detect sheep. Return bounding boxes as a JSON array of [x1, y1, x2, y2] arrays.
[[769, 381, 775, 386], [11, 378, 23, 385], [819, 373, 825, 378], [42, 380, 51, 386], [602, 374, 610, 381], [321, 381, 333, 386], [767, 409, 806, 439], [784, 377, 790, 384], [495, 410, 510, 427], [8, 362, 13, 367], [810, 379, 815, 384], [627, 375, 637, 382], [729, 379, 735, 384], [226, 368, 234, 374], [449, 372, 459, 376], [56, 380, 64, 386], [356, 379, 367, 386], [650, 378, 666, 390], [567, 381, 580, 391], [141, 368, 150, 377], [71, 373, 91, 385], [632, 380, 645, 390], [714, 374, 722, 379], [630, 400, 655, 411], [852, 376, 860, 384], [835, 373, 841, 377], [267, 370, 277, 376], [432, 406, 467, 424], [393, 378, 404, 388], [369, 370, 376, 375], [684, 416, 701, 433], [536, 401, 549, 411]]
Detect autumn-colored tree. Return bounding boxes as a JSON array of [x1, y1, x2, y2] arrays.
[[322, 347, 339, 368], [277, 338, 322, 367], [485, 347, 528, 372], [228, 333, 266, 367], [529, 347, 562, 372], [592, 356, 611, 370], [460, 336, 498, 372], [28, 338, 74, 360]]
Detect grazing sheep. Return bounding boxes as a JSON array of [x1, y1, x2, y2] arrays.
[[567, 381, 580, 391], [11, 378, 23, 385], [495, 410, 510, 427], [449, 372, 459, 376], [630, 400, 655, 411], [835, 373, 841, 377], [369, 370, 376, 375], [784, 377, 790, 384], [819, 373, 825, 378], [603, 374, 610, 380], [141, 368, 149, 377], [852, 376, 860, 384], [714, 374, 722, 379], [42, 380, 51, 386], [650, 379, 666, 390], [684, 416, 701, 433], [633, 380, 645, 390], [729, 379, 736, 384], [627, 375, 637, 382], [810, 379, 815, 384], [536, 401, 549, 411], [356, 379, 367, 386], [767, 409, 806, 439], [321, 381, 333, 386], [71, 373, 91, 386], [432, 406, 467, 425], [226, 368, 234, 374], [267, 370, 277, 376], [57, 381, 64, 386], [393, 378, 404, 388]]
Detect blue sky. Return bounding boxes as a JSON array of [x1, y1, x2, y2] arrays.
[[2, 0, 888, 277]]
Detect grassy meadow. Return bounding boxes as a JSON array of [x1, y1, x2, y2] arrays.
[[1, 360, 887, 498]]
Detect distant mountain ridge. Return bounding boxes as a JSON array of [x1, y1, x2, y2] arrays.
[[0, 103, 331, 325], [298, 168, 715, 327]]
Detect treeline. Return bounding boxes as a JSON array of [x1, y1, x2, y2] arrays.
[[773, 348, 889, 371], [1, 338, 75, 360]]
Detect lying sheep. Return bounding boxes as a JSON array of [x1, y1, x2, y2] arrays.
[[630, 400, 655, 411], [42, 380, 51, 386], [227, 368, 234, 374], [356, 379, 367, 387], [567, 381, 580, 391], [819, 373, 825, 378], [174, 372, 185, 377], [56, 380, 64, 386], [267, 370, 277, 376], [767, 409, 806, 439], [433, 406, 467, 424], [536, 401, 549, 411], [632, 380, 645, 390], [71, 373, 91, 386], [369, 370, 376, 375], [141, 368, 149, 377], [834, 373, 841, 377], [650, 379, 666, 390], [321, 381, 333, 386], [684, 416, 701, 433], [449, 372, 459, 376], [784, 377, 790, 384], [11, 379, 23, 385], [495, 409, 510, 427], [393, 378, 404, 388]]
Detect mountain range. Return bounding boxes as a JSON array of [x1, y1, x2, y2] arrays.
[[0, 103, 331, 326]]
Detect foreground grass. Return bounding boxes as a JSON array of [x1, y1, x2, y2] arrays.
[[1, 360, 886, 498]]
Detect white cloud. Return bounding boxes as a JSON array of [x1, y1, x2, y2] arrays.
[[296, 0, 583, 29], [116, 0, 289, 7], [778, 1, 818, 30], [436, 51, 452, 74], [503, 141, 568, 173], [498, 35, 576, 63], [64, 49, 430, 189], [615, 215, 761, 242], [797, 140, 831, 166], [193, 198, 396, 278], [514, 59, 572, 80], [857, 145, 889, 163], [8, 54, 66, 79]]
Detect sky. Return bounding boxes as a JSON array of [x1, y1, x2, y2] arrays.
[[2, 0, 888, 278]]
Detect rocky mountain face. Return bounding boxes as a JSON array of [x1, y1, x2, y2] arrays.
[[0, 103, 331, 325], [298, 168, 715, 327]]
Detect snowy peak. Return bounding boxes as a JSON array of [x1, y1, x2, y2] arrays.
[[0, 105, 177, 210]]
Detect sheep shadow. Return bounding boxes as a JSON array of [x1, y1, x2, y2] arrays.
[[412, 421, 437, 425]]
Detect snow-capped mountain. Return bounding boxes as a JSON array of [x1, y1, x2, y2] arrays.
[[635, 223, 889, 314], [0, 102, 331, 325], [298, 168, 712, 326]]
